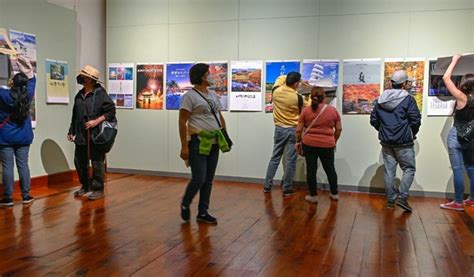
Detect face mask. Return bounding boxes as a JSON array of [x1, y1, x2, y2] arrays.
[[76, 75, 85, 85], [206, 75, 215, 86]]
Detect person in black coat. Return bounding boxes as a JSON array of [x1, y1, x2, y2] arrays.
[[370, 70, 421, 212], [67, 65, 116, 200]]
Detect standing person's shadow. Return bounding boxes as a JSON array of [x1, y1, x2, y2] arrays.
[[360, 141, 423, 196]]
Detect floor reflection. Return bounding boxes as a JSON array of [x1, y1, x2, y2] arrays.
[[72, 199, 114, 274]]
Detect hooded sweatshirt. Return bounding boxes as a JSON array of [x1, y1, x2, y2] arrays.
[[370, 89, 421, 147]]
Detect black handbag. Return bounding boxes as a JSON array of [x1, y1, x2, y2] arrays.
[[91, 119, 118, 153], [456, 120, 474, 144], [88, 92, 118, 153], [193, 88, 233, 149]]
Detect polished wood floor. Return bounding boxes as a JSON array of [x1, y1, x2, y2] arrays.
[[0, 174, 473, 276]]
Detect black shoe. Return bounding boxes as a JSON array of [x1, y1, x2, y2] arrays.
[[263, 186, 271, 193], [386, 201, 395, 210], [196, 213, 217, 224], [22, 196, 34, 204], [181, 205, 190, 222], [282, 189, 295, 197], [397, 198, 412, 212], [0, 198, 13, 207]]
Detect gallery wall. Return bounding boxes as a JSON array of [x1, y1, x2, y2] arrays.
[[106, 0, 474, 196], [0, 0, 106, 179]]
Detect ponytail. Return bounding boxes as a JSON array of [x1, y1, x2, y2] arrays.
[[10, 73, 30, 124]]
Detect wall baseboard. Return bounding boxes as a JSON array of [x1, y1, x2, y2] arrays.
[[21, 170, 77, 187], [0, 170, 77, 195], [107, 168, 457, 200]]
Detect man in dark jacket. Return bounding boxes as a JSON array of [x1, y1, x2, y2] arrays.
[[68, 65, 116, 200], [370, 70, 421, 212]]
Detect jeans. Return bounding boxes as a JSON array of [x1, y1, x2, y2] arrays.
[[381, 145, 416, 202], [74, 144, 106, 192], [0, 145, 31, 199], [264, 126, 297, 190], [448, 127, 474, 202], [303, 144, 338, 196], [182, 135, 219, 214]]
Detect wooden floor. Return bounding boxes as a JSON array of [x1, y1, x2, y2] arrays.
[[0, 174, 473, 276]]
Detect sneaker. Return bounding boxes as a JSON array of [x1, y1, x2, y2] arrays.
[[329, 194, 339, 201], [397, 198, 412, 212], [440, 201, 464, 211], [181, 205, 190, 222], [196, 213, 217, 224], [263, 186, 272, 193], [386, 201, 395, 209], [282, 189, 295, 197], [0, 198, 13, 207], [464, 199, 474, 207], [304, 195, 318, 203], [22, 196, 35, 204], [73, 188, 89, 197], [87, 191, 104, 200]]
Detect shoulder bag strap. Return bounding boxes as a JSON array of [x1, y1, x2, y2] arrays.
[[302, 104, 328, 138], [0, 114, 11, 128], [193, 88, 222, 128], [297, 94, 303, 114]]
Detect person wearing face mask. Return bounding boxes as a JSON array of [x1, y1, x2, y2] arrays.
[[67, 65, 116, 200], [179, 63, 230, 224], [370, 70, 421, 212], [0, 56, 35, 207], [295, 87, 342, 203]]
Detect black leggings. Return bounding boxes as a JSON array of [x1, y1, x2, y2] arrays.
[[303, 144, 338, 196]]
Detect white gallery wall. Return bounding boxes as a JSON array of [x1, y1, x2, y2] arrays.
[[106, 0, 474, 195]]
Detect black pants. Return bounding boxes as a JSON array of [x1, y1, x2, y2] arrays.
[[182, 135, 219, 214], [303, 144, 338, 196], [74, 144, 106, 192]]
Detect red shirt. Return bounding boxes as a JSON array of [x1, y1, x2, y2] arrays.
[[298, 105, 341, 148]]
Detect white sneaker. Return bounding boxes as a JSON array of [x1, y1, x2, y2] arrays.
[[305, 195, 318, 203], [330, 194, 339, 201]]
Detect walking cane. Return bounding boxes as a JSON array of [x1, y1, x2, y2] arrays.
[[87, 128, 92, 190]]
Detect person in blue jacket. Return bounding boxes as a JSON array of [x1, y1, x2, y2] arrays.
[[370, 70, 421, 212], [0, 56, 36, 207]]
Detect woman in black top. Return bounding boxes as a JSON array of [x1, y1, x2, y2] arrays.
[[442, 54, 474, 209]]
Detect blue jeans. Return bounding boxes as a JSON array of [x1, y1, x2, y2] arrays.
[[382, 145, 415, 202], [448, 126, 474, 202], [264, 126, 297, 190], [0, 145, 31, 199], [182, 135, 219, 214]]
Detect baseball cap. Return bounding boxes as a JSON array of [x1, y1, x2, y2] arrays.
[[391, 70, 414, 84]]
